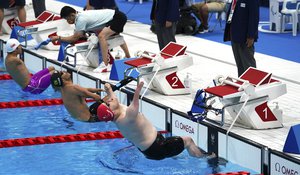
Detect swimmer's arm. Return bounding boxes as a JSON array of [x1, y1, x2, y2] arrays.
[[104, 83, 117, 99], [11, 58, 23, 65], [86, 88, 104, 93], [126, 82, 144, 120], [73, 85, 101, 101]]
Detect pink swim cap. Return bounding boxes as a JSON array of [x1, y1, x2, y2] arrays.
[[97, 103, 114, 122]]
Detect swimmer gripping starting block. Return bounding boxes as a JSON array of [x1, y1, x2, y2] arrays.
[[199, 67, 287, 129], [12, 11, 70, 50], [124, 42, 193, 95], [63, 34, 125, 67]]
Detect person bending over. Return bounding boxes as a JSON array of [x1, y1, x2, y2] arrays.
[[5, 39, 55, 94], [50, 6, 130, 72]]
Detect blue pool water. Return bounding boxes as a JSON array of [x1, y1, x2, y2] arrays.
[[0, 73, 259, 174]]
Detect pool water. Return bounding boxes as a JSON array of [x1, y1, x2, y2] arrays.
[[0, 66, 259, 174]]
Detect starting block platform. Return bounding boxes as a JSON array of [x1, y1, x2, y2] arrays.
[[202, 67, 287, 129], [124, 42, 193, 95], [11, 11, 72, 50], [1, 7, 20, 35], [63, 34, 125, 68]]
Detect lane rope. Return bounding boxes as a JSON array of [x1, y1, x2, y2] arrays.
[[0, 74, 12, 80], [0, 99, 95, 109], [0, 130, 168, 148]]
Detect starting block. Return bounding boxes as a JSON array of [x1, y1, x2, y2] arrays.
[[199, 67, 287, 129], [124, 42, 193, 95], [1, 8, 20, 34], [12, 11, 71, 50], [63, 34, 125, 67]]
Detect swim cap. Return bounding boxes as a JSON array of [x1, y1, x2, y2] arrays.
[[6, 39, 20, 53], [51, 70, 63, 87], [97, 103, 114, 122]]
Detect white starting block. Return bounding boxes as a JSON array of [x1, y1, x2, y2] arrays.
[[1, 8, 20, 34], [204, 67, 287, 129], [16, 11, 71, 50], [124, 42, 193, 95], [64, 34, 125, 67]]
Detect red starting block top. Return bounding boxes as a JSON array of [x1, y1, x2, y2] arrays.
[[205, 67, 279, 98], [18, 11, 61, 28], [125, 42, 187, 68], [205, 85, 239, 98]]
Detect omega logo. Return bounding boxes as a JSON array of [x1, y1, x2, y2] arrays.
[[175, 120, 194, 134], [275, 162, 298, 175]]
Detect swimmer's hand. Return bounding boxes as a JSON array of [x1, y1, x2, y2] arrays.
[[104, 83, 112, 91], [50, 35, 60, 42]]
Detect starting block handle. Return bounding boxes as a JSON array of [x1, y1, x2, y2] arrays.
[[141, 53, 156, 60], [226, 76, 249, 84], [219, 75, 250, 91]]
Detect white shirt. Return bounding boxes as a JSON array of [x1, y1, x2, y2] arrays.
[[75, 9, 115, 32]]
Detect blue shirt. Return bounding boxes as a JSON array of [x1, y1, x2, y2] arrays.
[[75, 9, 115, 32]]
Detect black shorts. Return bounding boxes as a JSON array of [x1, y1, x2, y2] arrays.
[[106, 10, 127, 33], [140, 133, 185, 160], [0, 0, 25, 8]]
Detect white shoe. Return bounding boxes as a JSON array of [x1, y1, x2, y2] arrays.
[[93, 62, 112, 73]]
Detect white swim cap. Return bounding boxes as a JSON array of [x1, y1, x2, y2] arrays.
[[6, 39, 20, 53]]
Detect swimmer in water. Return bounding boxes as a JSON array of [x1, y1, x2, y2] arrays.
[[5, 38, 56, 94]]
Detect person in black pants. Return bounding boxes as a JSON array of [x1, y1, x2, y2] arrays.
[[32, 0, 46, 18], [85, 0, 118, 10], [224, 0, 259, 76], [150, 0, 180, 50]]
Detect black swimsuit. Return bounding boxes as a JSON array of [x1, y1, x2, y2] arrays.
[[140, 133, 185, 160]]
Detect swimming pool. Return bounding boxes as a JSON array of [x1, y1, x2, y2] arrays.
[[0, 78, 259, 174]]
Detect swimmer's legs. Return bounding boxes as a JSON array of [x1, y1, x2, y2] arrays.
[[182, 136, 205, 158], [182, 136, 216, 158]]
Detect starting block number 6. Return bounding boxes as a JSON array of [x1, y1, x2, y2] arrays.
[[7, 17, 19, 29]]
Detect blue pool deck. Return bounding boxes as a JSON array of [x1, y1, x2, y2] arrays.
[[1, 0, 300, 174]]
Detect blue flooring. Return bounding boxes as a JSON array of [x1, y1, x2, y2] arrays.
[[56, 0, 300, 63]]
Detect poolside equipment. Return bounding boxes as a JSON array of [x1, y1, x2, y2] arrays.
[[124, 42, 193, 95], [1, 7, 20, 35], [11, 11, 72, 50], [63, 34, 125, 68], [283, 124, 300, 154], [111, 76, 135, 91], [189, 67, 286, 130], [34, 38, 52, 50]]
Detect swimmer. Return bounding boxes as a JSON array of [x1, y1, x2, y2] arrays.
[[50, 70, 104, 121], [51, 70, 212, 160], [5, 39, 55, 94], [100, 82, 211, 160]]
